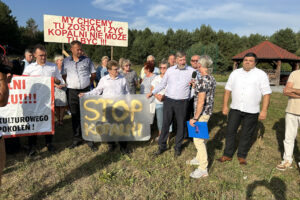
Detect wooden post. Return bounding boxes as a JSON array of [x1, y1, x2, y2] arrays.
[[111, 46, 113, 60], [276, 60, 281, 86]]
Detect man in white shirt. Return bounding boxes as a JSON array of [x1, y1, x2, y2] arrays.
[[218, 52, 272, 165], [23, 44, 63, 156], [79, 60, 130, 153]]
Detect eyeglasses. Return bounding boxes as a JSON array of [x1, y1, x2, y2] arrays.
[[191, 60, 198, 63], [124, 64, 131, 67], [160, 67, 167, 69]]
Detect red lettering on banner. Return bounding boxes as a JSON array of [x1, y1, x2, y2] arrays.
[[105, 33, 127, 41], [118, 27, 123, 34], [8, 79, 26, 90], [77, 18, 83, 24], [7, 93, 37, 105], [48, 29, 54, 36], [67, 24, 72, 30], [62, 16, 75, 23], [55, 29, 61, 36]]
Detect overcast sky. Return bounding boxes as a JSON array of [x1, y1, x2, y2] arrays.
[[3, 0, 300, 36]]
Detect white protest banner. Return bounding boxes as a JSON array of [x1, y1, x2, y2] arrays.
[[44, 14, 128, 47], [80, 94, 154, 142], [0, 76, 54, 138]]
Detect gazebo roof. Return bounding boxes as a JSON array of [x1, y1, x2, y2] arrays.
[[232, 40, 300, 61]]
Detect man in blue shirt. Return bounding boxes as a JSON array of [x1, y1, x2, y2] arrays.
[[62, 41, 96, 151]]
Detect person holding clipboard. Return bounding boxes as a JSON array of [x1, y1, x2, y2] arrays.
[[187, 55, 216, 179]]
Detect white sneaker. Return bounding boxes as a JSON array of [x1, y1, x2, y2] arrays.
[[276, 160, 292, 171], [190, 169, 208, 179], [186, 157, 200, 165]]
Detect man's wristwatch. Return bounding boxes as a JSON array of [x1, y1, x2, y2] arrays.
[[193, 118, 198, 120]]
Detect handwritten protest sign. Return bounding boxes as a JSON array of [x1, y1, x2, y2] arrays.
[[0, 76, 54, 138], [44, 14, 128, 47], [80, 95, 153, 142]]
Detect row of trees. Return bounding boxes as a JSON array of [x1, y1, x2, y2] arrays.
[[1, 0, 300, 72]]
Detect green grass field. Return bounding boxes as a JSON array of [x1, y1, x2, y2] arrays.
[[1, 86, 299, 200]]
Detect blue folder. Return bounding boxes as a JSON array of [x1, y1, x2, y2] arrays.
[[186, 121, 209, 139]]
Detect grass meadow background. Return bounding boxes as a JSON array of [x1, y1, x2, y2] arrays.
[[0, 80, 300, 199]]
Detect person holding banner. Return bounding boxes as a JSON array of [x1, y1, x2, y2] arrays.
[[62, 40, 97, 151], [147, 51, 195, 157], [79, 60, 130, 153], [23, 44, 63, 155], [187, 55, 216, 179]]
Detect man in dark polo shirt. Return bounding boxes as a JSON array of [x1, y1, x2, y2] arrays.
[[62, 40, 97, 151]]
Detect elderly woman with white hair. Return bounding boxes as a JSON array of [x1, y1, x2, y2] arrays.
[[120, 59, 138, 94], [54, 55, 67, 125], [187, 55, 216, 179]]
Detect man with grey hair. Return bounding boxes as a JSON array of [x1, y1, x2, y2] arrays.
[[22, 49, 33, 67], [147, 51, 195, 157]]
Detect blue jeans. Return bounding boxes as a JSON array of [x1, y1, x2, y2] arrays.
[[155, 104, 172, 132]]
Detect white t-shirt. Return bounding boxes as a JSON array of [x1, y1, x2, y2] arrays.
[[151, 75, 167, 105], [225, 67, 272, 114]]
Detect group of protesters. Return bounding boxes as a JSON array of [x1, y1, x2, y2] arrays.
[[0, 40, 299, 182]]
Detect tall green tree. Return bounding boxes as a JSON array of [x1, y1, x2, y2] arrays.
[[271, 28, 297, 53], [0, 0, 20, 51]]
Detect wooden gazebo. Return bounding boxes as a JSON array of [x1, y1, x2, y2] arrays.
[[232, 41, 300, 85]]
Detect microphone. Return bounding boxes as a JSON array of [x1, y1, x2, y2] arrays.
[[190, 71, 197, 90]]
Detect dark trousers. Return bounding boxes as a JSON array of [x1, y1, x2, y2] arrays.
[[185, 97, 194, 138], [68, 87, 90, 141], [223, 109, 259, 159], [28, 135, 52, 148], [159, 97, 189, 151]]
